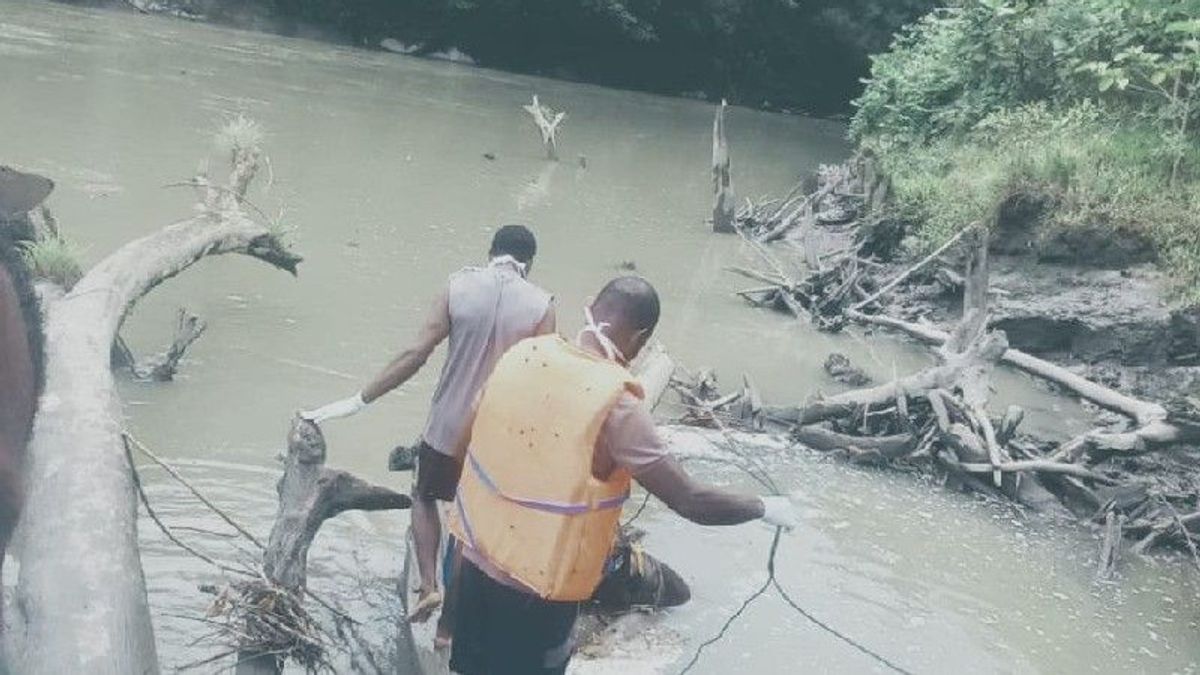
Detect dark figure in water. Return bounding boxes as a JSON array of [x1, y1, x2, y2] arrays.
[[0, 168, 50, 629], [0, 233, 41, 619]]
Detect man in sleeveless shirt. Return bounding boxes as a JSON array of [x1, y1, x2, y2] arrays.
[[446, 277, 798, 675], [301, 224, 555, 628]]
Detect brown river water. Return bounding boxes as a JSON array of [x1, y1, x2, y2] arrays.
[[1, 1, 1198, 672]]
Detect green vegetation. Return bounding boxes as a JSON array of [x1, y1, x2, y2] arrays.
[[20, 236, 84, 290], [851, 0, 1200, 303]]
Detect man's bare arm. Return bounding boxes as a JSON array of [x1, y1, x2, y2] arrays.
[[535, 300, 557, 336], [634, 457, 764, 526], [361, 290, 451, 403]]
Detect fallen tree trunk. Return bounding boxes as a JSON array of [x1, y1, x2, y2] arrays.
[[792, 426, 916, 459], [13, 126, 300, 675], [845, 308, 1171, 428]]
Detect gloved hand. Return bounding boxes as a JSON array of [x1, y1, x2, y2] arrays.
[[300, 392, 367, 424], [760, 495, 799, 531]]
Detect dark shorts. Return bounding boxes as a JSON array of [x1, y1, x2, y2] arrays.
[[450, 557, 579, 675], [413, 441, 462, 502]]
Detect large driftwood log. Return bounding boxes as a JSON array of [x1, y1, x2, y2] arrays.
[[845, 309, 1173, 429], [13, 129, 300, 675], [711, 100, 736, 234], [777, 329, 1007, 427]]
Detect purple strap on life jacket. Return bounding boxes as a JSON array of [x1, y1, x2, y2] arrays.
[[466, 451, 629, 515]]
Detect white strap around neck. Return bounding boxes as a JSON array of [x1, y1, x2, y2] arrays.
[[488, 254, 527, 278], [577, 306, 626, 364]]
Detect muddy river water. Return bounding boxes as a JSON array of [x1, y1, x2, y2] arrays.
[[1, 1, 1198, 672]]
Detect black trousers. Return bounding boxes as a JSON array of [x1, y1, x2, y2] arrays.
[[449, 557, 579, 675]]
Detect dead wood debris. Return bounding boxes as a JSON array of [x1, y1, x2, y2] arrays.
[[711, 156, 1200, 572]]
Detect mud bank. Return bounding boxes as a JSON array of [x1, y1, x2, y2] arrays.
[[891, 253, 1200, 405]]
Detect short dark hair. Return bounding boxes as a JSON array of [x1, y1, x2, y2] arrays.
[[595, 276, 660, 332], [489, 225, 537, 264]]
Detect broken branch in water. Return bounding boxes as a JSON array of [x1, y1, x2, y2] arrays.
[[116, 308, 208, 381], [712, 100, 736, 234], [523, 94, 567, 160]]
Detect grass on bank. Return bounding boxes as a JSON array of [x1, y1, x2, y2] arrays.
[[869, 102, 1200, 306], [20, 236, 84, 290]]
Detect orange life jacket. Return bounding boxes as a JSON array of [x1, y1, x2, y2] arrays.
[[447, 334, 644, 601]]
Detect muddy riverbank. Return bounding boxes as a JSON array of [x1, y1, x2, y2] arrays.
[[720, 154, 1200, 572]]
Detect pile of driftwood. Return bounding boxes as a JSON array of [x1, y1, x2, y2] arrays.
[[726, 154, 905, 331], [710, 157, 1200, 572], [733, 161, 861, 243]]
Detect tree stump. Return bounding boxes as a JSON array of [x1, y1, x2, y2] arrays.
[[711, 100, 736, 234], [264, 417, 412, 591], [236, 417, 411, 675]]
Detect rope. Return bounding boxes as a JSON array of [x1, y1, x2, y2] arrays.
[[622, 490, 653, 527], [677, 423, 914, 675], [124, 436, 256, 578], [123, 431, 358, 625]]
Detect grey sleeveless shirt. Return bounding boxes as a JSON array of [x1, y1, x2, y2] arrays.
[[422, 262, 551, 456]]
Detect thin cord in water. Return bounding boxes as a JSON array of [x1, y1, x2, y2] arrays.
[[678, 427, 915, 675], [622, 490, 653, 527], [771, 577, 914, 675], [678, 530, 780, 673]]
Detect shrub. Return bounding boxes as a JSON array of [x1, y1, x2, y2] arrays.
[[879, 102, 1200, 301], [20, 236, 84, 290], [853, 0, 1200, 305]]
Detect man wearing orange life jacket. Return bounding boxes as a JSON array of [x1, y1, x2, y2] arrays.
[[446, 276, 798, 675]]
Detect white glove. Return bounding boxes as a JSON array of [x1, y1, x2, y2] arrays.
[[760, 496, 799, 531], [300, 392, 367, 424]]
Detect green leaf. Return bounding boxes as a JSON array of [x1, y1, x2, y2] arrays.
[[1166, 20, 1200, 35]]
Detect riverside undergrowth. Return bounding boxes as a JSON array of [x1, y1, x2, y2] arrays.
[[851, 0, 1200, 305]]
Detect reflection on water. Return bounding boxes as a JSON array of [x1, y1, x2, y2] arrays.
[[2, 0, 1198, 672]]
